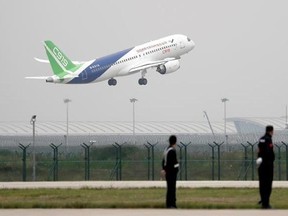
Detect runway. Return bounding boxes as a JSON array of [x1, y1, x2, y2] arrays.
[[1, 209, 288, 216], [1, 181, 288, 189]]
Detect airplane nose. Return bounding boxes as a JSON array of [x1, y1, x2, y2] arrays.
[[190, 40, 195, 50]]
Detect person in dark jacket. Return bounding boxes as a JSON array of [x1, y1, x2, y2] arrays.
[[161, 135, 179, 208], [257, 125, 275, 209]]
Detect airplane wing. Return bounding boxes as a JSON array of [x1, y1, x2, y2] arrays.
[[128, 58, 178, 73], [34, 57, 87, 65]]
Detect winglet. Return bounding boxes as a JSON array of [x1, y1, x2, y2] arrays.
[[34, 57, 85, 65]]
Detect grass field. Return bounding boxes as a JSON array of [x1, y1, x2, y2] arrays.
[[0, 188, 287, 209]]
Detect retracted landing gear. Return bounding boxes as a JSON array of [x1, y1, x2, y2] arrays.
[[108, 78, 117, 86]]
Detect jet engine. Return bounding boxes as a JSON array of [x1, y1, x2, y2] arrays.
[[156, 60, 180, 74]]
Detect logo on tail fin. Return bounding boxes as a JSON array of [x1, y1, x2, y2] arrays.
[[53, 47, 68, 67], [43, 40, 82, 78]]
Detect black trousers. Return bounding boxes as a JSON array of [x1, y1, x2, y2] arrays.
[[165, 173, 177, 208], [258, 163, 273, 207]]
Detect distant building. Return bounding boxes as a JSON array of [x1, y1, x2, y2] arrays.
[[0, 117, 287, 147]]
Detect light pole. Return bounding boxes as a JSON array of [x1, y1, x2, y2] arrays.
[[130, 98, 138, 138], [221, 98, 229, 146], [285, 105, 288, 129], [30, 115, 36, 181], [64, 98, 71, 152]]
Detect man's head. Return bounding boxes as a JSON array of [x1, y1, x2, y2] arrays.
[[169, 135, 177, 147], [266, 125, 274, 136]]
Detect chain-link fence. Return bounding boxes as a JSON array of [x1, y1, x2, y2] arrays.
[[0, 135, 287, 182]]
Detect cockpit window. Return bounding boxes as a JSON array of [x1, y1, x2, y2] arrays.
[[187, 37, 191, 42]]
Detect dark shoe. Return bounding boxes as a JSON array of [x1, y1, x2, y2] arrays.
[[167, 205, 177, 209], [262, 204, 272, 209]]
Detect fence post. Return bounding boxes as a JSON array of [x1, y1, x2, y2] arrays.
[[180, 142, 191, 180], [144, 144, 151, 180], [241, 143, 249, 180], [50, 143, 62, 181], [208, 143, 216, 180], [112, 143, 125, 181], [247, 142, 257, 180], [177, 144, 184, 180], [19, 143, 30, 181], [146, 142, 158, 180], [81, 142, 93, 181], [213, 142, 224, 180], [275, 144, 282, 180], [282, 142, 288, 180]]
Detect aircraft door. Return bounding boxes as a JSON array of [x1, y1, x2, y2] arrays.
[[82, 69, 88, 80]]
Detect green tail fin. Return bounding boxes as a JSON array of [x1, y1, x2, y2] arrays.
[[44, 40, 77, 78]]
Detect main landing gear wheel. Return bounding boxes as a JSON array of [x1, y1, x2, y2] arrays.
[[108, 78, 117, 86], [138, 78, 147, 85]]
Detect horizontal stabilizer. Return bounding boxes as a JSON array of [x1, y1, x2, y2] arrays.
[[34, 57, 86, 65], [34, 57, 49, 63], [25, 76, 49, 79]]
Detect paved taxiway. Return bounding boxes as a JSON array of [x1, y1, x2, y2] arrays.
[[1, 181, 288, 189], [1, 209, 288, 216]]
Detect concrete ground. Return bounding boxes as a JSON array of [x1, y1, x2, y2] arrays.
[[1, 180, 288, 189], [1, 209, 288, 216]]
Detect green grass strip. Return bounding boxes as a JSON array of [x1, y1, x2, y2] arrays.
[[0, 188, 287, 209]]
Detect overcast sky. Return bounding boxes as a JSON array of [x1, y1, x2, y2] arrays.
[[0, 0, 288, 123]]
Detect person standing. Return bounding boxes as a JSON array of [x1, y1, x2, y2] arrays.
[[257, 125, 275, 209], [161, 135, 179, 208]]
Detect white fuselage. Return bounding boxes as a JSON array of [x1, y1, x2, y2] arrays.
[[66, 34, 194, 84]]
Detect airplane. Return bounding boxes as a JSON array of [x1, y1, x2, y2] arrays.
[[27, 34, 195, 86]]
